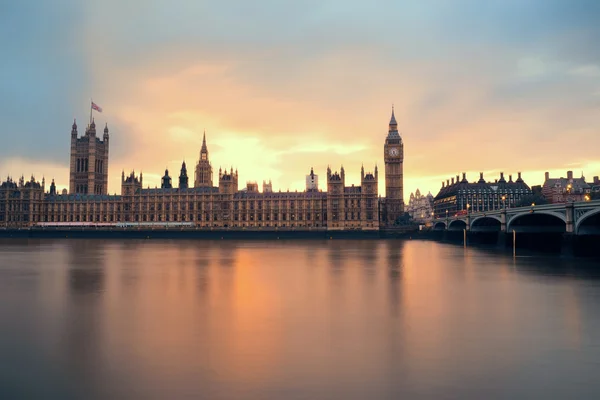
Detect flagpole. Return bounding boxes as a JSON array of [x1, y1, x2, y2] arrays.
[[90, 99, 93, 125]]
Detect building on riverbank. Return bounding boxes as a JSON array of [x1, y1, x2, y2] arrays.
[[2, 111, 410, 231], [542, 170, 592, 204], [433, 172, 532, 218]]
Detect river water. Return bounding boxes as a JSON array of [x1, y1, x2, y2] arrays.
[[0, 239, 599, 399]]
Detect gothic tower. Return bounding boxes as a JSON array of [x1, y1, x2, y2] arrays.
[[179, 161, 189, 189], [326, 166, 345, 230], [69, 119, 109, 195], [195, 131, 213, 187], [161, 169, 172, 189], [384, 107, 404, 225]]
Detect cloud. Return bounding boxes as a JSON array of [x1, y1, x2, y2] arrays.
[[1, 0, 600, 199], [569, 64, 600, 77]]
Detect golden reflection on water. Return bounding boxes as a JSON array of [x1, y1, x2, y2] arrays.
[[0, 239, 598, 399]]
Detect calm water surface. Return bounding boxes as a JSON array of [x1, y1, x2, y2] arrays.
[[1, 239, 599, 399]]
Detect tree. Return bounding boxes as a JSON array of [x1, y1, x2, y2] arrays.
[[515, 194, 548, 207], [394, 212, 414, 226]]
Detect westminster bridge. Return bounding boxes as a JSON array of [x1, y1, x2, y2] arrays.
[[432, 200, 600, 256]]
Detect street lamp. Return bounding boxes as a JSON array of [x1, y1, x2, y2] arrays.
[[466, 203, 470, 214], [584, 194, 591, 202], [501, 195, 506, 210]]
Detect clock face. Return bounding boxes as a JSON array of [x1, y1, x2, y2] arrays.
[[389, 147, 399, 157]]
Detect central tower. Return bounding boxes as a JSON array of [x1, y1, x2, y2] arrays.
[[384, 107, 404, 224], [194, 132, 213, 187]]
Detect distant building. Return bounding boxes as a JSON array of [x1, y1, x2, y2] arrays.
[[406, 189, 434, 223], [433, 172, 531, 218], [306, 168, 318, 191], [542, 170, 591, 203]]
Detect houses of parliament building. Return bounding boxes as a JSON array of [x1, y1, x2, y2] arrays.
[[0, 110, 405, 230]]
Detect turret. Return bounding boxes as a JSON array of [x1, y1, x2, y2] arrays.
[[121, 170, 142, 196], [88, 118, 96, 137], [71, 119, 78, 138], [161, 168, 172, 189], [179, 161, 189, 189]]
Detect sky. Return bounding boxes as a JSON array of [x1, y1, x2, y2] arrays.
[[1, 0, 600, 197]]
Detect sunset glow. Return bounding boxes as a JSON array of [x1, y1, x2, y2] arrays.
[[2, 1, 599, 197]]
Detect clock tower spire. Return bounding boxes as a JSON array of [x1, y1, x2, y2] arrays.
[[384, 106, 404, 225]]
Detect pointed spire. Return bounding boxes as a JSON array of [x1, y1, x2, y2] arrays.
[[201, 130, 208, 153], [104, 123, 109, 134], [387, 105, 400, 139]]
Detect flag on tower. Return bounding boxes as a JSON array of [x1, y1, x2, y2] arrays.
[[91, 102, 102, 112]]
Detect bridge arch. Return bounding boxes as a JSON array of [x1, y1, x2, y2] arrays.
[[576, 208, 600, 235], [433, 222, 446, 230], [471, 216, 501, 232], [448, 219, 467, 231], [507, 211, 566, 233]]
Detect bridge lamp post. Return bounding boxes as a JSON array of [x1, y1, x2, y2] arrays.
[[502, 195, 506, 210], [584, 194, 591, 202], [466, 203, 470, 214]]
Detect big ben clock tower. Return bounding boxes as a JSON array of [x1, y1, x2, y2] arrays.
[[384, 106, 404, 225]]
